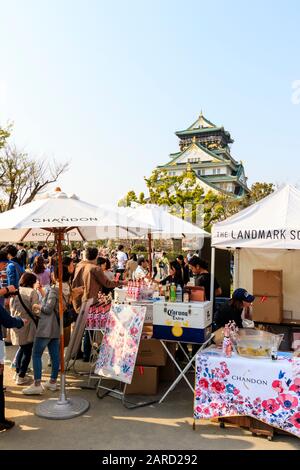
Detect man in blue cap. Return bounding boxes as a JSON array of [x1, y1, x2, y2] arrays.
[[215, 288, 255, 329]]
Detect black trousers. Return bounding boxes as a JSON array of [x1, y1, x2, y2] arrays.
[[0, 371, 5, 422], [15, 343, 33, 378]]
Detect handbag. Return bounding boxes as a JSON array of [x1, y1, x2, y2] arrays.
[[17, 292, 39, 327], [62, 304, 78, 328]]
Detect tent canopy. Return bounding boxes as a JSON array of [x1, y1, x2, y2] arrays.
[[120, 204, 210, 239], [212, 184, 300, 249]]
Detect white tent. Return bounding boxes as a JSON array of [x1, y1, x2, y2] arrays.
[[121, 204, 210, 240], [210, 184, 300, 319], [120, 204, 210, 271]]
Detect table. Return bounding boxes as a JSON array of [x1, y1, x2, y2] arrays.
[[158, 335, 214, 404], [194, 347, 300, 438]]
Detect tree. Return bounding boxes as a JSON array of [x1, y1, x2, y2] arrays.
[[0, 123, 12, 150], [0, 145, 69, 211], [120, 167, 275, 231]]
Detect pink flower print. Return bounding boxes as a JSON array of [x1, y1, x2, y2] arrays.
[[196, 389, 202, 398], [211, 381, 225, 394], [276, 394, 298, 410], [130, 327, 138, 336], [203, 407, 211, 415], [289, 378, 300, 394], [289, 412, 300, 430], [233, 388, 240, 396], [224, 369, 230, 376], [272, 380, 284, 393], [262, 399, 280, 413], [196, 406, 202, 413], [210, 402, 219, 409], [199, 378, 209, 389]]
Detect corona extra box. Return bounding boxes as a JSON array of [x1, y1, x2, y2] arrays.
[[152, 301, 212, 344]]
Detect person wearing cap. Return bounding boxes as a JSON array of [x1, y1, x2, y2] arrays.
[[215, 288, 255, 329]]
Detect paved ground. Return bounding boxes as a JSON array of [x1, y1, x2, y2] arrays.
[[1, 346, 300, 450]]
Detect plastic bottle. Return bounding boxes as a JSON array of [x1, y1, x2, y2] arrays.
[[176, 284, 183, 302], [183, 288, 190, 303], [165, 282, 170, 302], [170, 283, 177, 302], [222, 325, 232, 357], [135, 280, 141, 301]]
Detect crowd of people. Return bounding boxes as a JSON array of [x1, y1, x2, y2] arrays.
[[0, 241, 254, 432]]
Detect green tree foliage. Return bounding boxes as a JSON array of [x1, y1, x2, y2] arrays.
[[0, 123, 11, 149], [119, 168, 275, 231]]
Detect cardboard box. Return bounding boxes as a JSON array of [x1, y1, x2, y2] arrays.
[[159, 342, 177, 382], [136, 339, 167, 366], [253, 270, 282, 296], [125, 366, 158, 395], [252, 295, 283, 324], [141, 324, 153, 339]]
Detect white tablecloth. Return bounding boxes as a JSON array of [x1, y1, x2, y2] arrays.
[[194, 347, 300, 437]]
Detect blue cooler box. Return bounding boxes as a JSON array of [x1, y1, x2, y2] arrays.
[[153, 301, 212, 344]]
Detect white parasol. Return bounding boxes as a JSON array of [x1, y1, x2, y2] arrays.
[[0, 188, 153, 419]]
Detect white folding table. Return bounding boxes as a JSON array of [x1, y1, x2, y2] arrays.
[[158, 334, 214, 404]]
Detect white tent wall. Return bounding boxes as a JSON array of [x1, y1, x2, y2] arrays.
[[237, 248, 300, 320]]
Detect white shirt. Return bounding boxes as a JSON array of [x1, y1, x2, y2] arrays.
[[133, 265, 148, 281], [117, 251, 128, 270]]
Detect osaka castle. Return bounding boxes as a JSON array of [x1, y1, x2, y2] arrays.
[[157, 113, 249, 197]]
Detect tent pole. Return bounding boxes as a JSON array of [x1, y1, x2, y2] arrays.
[[233, 249, 240, 290], [210, 246, 216, 302], [148, 232, 153, 276]]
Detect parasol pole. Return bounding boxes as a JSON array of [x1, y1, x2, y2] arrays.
[[36, 226, 89, 419], [57, 229, 67, 404]]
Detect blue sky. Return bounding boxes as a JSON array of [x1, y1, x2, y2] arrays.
[[1, 0, 300, 203]]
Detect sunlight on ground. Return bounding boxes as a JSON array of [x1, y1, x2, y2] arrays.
[[19, 425, 40, 431], [5, 396, 41, 404], [113, 416, 193, 427]]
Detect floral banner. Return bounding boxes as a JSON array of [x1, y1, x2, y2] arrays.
[[194, 348, 300, 437], [94, 304, 146, 384]]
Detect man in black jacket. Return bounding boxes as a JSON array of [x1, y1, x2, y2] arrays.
[[0, 304, 25, 431]]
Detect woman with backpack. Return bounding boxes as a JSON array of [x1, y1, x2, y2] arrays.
[[22, 265, 70, 395], [10, 272, 40, 385]]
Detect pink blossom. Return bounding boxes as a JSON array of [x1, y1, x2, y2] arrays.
[[277, 394, 298, 410], [289, 378, 300, 394], [210, 402, 219, 409], [272, 380, 284, 393], [211, 381, 225, 394], [199, 378, 209, 389], [262, 399, 280, 413]]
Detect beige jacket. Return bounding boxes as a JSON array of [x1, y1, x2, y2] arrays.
[[72, 260, 117, 312], [10, 287, 40, 345]]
